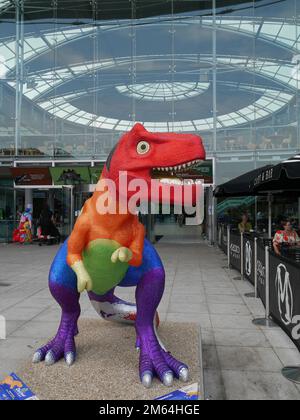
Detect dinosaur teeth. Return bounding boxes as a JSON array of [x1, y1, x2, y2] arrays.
[[153, 159, 202, 173]]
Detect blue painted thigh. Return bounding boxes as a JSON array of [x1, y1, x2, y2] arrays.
[[49, 239, 77, 291], [119, 239, 164, 288]]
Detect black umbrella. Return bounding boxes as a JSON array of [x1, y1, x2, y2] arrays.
[[214, 165, 273, 198], [252, 155, 300, 195]]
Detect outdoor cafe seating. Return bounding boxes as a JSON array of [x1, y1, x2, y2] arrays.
[[215, 154, 300, 383]]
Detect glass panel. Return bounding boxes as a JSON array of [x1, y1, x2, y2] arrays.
[[61, 187, 74, 240], [254, 0, 298, 155], [215, 0, 255, 180], [0, 13, 15, 156], [0, 0, 298, 188], [0, 186, 16, 243]]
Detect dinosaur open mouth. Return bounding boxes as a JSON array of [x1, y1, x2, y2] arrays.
[[151, 159, 203, 178]]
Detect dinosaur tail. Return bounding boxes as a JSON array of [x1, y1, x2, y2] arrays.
[[88, 290, 160, 327]]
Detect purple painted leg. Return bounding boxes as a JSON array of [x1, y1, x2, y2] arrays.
[[135, 268, 189, 388], [33, 283, 80, 366]]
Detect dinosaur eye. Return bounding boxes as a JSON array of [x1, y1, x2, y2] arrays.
[[137, 141, 150, 155]]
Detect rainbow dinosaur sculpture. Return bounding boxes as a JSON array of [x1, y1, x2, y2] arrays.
[[33, 124, 206, 388]]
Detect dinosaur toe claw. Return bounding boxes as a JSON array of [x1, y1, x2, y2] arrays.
[[45, 350, 56, 366], [141, 372, 153, 389], [163, 372, 174, 387], [32, 351, 42, 364], [179, 367, 189, 382], [65, 352, 76, 367]]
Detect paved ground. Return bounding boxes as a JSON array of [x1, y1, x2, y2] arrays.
[[0, 240, 300, 400]]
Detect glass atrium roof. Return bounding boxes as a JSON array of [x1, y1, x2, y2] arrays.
[[37, 83, 293, 132], [195, 17, 300, 53], [0, 16, 298, 132], [116, 82, 210, 102], [0, 0, 10, 10]]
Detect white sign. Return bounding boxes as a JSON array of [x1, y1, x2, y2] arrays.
[[245, 241, 252, 277], [275, 263, 300, 341], [0, 315, 6, 340], [276, 264, 293, 326]]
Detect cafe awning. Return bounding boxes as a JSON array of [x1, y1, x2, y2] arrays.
[[217, 196, 256, 213], [214, 166, 273, 198], [252, 155, 300, 195]]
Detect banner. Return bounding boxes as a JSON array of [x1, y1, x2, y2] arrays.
[[269, 253, 300, 351], [243, 234, 255, 285], [256, 240, 266, 306], [89, 165, 104, 184], [10, 168, 52, 186], [229, 231, 241, 272], [50, 167, 90, 185]]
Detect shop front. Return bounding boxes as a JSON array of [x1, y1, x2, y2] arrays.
[[7, 165, 96, 242], [3, 158, 214, 244]]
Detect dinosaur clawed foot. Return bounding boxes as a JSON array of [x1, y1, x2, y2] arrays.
[[137, 331, 189, 388], [33, 336, 77, 367], [33, 313, 79, 367]]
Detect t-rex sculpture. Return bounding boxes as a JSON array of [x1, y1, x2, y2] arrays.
[[33, 123, 206, 388]]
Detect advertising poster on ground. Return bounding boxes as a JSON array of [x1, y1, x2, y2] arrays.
[[0, 373, 38, 400]]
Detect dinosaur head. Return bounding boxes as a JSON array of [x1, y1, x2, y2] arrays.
[[100, 123, 206, 205]]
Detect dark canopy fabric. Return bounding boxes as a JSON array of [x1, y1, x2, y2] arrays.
[[215, 156, 300, 198], [252, 155, 300, 194], [214, 166, 273, 198]]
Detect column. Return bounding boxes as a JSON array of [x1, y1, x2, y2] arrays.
[[25, 189, 33, 211]]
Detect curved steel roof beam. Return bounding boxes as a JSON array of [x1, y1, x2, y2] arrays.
[[11, 53, 299, 104]]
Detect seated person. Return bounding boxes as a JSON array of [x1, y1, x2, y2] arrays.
[[238, 214, 252, 234], [38, 205, 61, 241], [273, 220, 300, 256]]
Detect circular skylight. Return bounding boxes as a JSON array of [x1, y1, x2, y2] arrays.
[[116, 82, 210, 102]]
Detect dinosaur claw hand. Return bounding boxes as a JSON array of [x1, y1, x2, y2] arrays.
[[72, 261, 93, 293], [77, 273, 93, 293], [111, 247, 133, 264]]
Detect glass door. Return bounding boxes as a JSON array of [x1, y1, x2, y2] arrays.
[[0, 186, 17, 243], [61, 186, 74, 240]]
